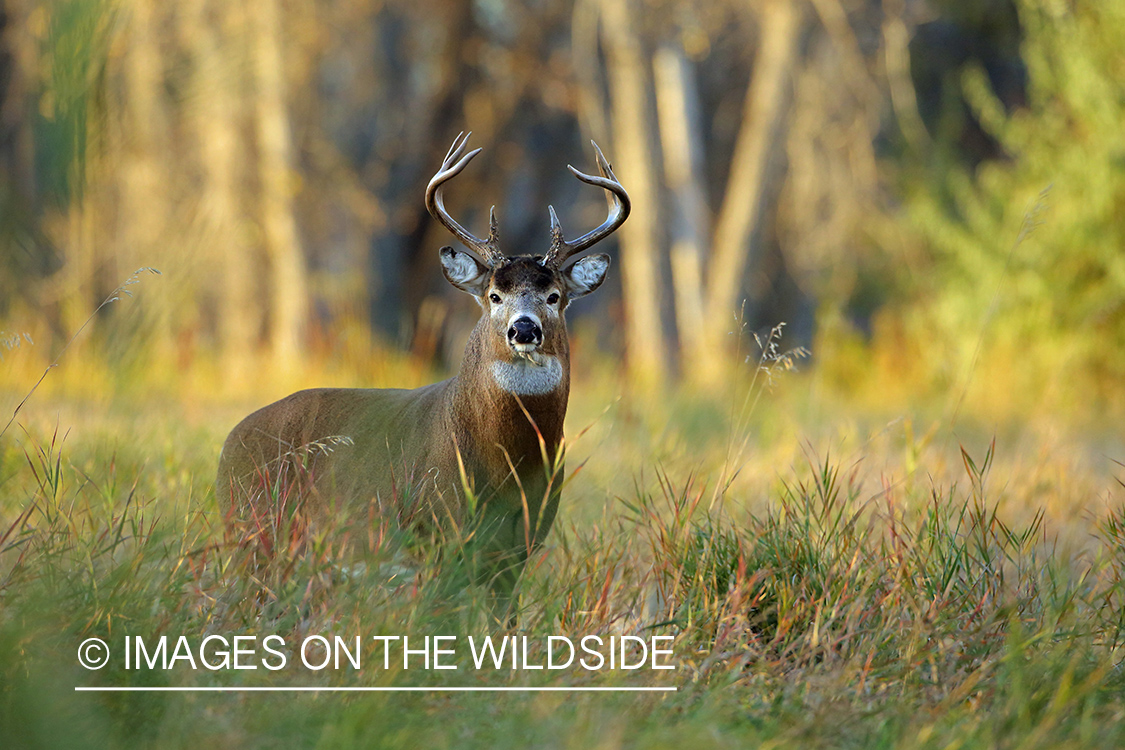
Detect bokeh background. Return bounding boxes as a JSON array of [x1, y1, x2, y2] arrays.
[[1, 0, 1123, 424]]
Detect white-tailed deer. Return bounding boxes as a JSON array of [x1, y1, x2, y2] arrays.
[[217, 132, 629, 605]]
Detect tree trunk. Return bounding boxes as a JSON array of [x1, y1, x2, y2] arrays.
[[654, 44, 710, 384], [119, 0, 171, 351], [599, 0, 667, 389], [187, 0, 258, 378], [703, 0, 803, 380], [251, 0, 307, 374]]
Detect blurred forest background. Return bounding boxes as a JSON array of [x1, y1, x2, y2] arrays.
[[0, 0, 1122, 421]]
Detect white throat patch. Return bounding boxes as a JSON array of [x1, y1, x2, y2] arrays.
[[491, 356, 563, 395]]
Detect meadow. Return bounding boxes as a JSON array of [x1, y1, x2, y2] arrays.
[[2, 308, 1125, 750], [1, 0, 1122, 745]]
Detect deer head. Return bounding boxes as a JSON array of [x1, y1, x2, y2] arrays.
[[426, 132, 630, 396]]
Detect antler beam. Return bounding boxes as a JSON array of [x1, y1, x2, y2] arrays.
[[544, 141, 631, 267], [426, 132, 505, 267]]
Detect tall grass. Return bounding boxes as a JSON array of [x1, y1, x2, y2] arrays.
[[3, 303, 1125, 746], [3, 415, 1125, 747]]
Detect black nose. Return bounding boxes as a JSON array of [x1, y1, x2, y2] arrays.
[[508, 317, 542, 346]]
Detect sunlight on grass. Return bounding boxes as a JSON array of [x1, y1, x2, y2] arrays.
[[2, 325, 1125, 747]]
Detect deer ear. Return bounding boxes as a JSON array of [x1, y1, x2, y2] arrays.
[[440, 247, 491, 296], [563, 253, 610, 299]]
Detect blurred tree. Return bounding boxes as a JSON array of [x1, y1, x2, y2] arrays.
[[183, 0, 258, 378], [702, 0, 805, 382], [893, 0, 1125, 408], [0, 0, 56, 322], [117, 0, 171, 351], [8, 0, 1057, 408], [252, 0, 307, 373], [598, 0, 668, 388], [20, 0, 112, 346], [654, 42, 708, 381]]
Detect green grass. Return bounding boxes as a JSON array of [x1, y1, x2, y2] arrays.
[[2, 376, 1125, 749]]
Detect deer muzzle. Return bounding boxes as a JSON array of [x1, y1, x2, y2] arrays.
[[507, 315, 543, 352]]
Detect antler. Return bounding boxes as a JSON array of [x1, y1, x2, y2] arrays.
[[544, 141, 631, 267], [426, 132, 505, 267]]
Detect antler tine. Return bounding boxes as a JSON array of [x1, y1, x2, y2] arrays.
[[426, 132, 504, 266], [545, 141, 631, 267]]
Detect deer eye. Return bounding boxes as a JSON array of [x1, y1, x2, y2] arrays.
[[489, 293, 502, 304], [547, 293, 560, 305]]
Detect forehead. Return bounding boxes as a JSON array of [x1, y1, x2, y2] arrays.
[[491, 257, 556, 292]]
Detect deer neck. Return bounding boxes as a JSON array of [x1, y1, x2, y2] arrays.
[[450, 325, 569, 467]]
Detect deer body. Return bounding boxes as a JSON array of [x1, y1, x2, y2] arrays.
[[218, 316, 569, 575], [217, 134, 628, 601]]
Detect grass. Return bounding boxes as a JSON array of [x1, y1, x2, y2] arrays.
[[2, 331, 1125, 748]]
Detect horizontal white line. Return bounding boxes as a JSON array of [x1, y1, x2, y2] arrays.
[[75, 686, 676, 693]]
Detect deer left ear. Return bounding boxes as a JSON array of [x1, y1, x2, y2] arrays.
[[563, 254, 610, 299], [440, 246, 491, 296]]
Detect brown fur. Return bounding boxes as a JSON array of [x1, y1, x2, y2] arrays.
[[219, 135, 626, 608], [216, 259, 574, 598]]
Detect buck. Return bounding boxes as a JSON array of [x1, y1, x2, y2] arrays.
[[217, 133, 629, 606]]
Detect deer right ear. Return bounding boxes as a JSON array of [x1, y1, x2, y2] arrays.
[[440, 247, 491, 296], [562, 253, 610, 299]]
